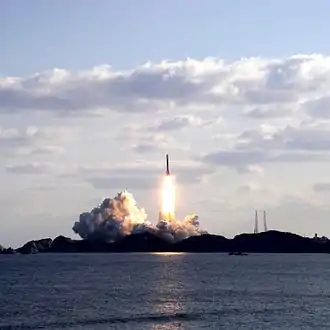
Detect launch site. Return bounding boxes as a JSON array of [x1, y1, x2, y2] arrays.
[[2, 153, 330, 255]]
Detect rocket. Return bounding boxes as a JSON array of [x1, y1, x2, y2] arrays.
[[165, 154, 170, 176]]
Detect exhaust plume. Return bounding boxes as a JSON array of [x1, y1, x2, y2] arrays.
[[73, 190, 206, 242], [160, 175, 176, 220], [72, 191, 151, 242]]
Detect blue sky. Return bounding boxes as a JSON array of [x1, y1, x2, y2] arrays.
[[2, 1, 330, 246], [2, 0, 330, 75]]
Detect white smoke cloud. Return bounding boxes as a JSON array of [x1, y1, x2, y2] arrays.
[[72, 190, 205, 243], [156, 213, 205, 242]]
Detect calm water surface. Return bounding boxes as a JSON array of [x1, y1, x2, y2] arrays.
[[0, 253, 330, 329]]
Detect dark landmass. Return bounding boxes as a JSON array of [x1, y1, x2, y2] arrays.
[[0, 243, 16, 255], [1, 230, 330, 255]]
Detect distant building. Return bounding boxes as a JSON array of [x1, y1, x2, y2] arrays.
[[313, 233, 329, 243]]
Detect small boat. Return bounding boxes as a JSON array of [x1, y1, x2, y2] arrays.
[[228, 251, 248, 256]]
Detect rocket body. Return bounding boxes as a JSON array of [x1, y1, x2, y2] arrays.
[[166, 154, 170, 176]]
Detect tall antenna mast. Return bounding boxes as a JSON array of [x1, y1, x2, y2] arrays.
[[263, 210, 268, 232], [254, 209, 259, 234]]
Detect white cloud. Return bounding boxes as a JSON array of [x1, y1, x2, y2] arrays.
[[152, 115, 210, 131], [0, 125, 71, 159], [243, 104, 296, 118], [5, 162, 52, 174], [0, 126, 45, 146], [303, 97, 330, 119], [59, 162, 216, 191], [2, 54, 330, 116], [236, 164, 264, 175], [129, 132, 175, 154], [201, 120, 330, 169], [28, 145, 65, 155], [313, 182, 330, 193], [237, 183, 266, 194], [4, 54, 330, 245]]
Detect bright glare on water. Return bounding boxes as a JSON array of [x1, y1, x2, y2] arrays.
[[1, 253, 330, 329]]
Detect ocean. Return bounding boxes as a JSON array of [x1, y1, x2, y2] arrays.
[[0, 253, 329, 329]]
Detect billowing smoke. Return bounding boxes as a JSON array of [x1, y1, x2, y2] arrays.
[[73, 190, 206, 242], [156, 213, 205, 242], [72, 191, 151, 242]]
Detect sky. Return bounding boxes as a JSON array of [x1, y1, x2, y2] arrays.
[[2, 0, 330, 247]]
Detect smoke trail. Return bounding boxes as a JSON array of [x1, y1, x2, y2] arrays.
[[73, 190, 205, 242]]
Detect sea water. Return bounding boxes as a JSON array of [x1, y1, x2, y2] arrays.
[[1, 253, 330, 329]]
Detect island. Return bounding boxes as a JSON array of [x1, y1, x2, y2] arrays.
[[1, 230, 329, 254]]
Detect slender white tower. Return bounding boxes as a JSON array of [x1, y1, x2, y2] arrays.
[[254, 210, 259, 234], [263, 210, 268, 232]]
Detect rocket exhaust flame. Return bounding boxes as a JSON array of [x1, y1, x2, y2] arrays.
[[72, 154, 207, 242], [160, 175, 176, 222], [160, 153, 175, 221]]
